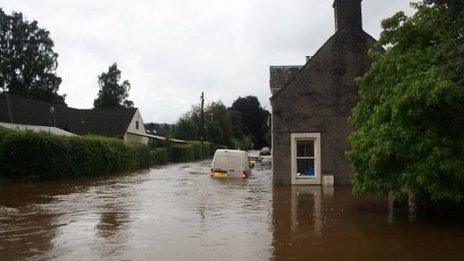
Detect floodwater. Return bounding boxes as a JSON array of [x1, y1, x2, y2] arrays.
[[1, 158, 464, 260]]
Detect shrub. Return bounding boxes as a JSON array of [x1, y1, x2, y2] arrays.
[[230, 136, 253, 151], [151, 148, 167, 165], [0, 130, 215, 182], [166, 141, 214, 163], [348, 1, 464, 202], [0, 130, 154, 182]]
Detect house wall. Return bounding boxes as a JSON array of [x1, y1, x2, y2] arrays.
[[271, 30, 375, 186], [124, 109, 149, 145]]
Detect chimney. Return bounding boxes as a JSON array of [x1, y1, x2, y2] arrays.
[[333, 0, 362, 31]]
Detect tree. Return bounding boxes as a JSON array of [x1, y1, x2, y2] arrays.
[[170, 97, 267, 150], [231, 96, 270, 149], [174, 101, 234, 146], [94, 63, 133, 109], [206, 101, 233, 145], [145, 122, 174, 137], [348, 1, 464, 202], [174, 109, 199, 141], [0, 9, 65, 104]]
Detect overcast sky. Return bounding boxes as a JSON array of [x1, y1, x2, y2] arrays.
[[2, 0, 413, 123]]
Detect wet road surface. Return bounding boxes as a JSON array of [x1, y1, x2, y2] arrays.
[[1, 158, 464, 260]]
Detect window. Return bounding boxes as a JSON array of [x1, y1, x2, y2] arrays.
[[296, 140, 315, 178], [291, 133, 321, 185], [136, 121, 139, 130]]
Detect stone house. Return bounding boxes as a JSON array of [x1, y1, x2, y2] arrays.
[[270, 0, 376, 186]]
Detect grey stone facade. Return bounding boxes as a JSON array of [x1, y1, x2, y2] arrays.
[[270, 0, 376, 186], [270, 66, 303, 95]]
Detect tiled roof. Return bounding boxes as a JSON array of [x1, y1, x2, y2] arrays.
[[0, 94, 136, 138]]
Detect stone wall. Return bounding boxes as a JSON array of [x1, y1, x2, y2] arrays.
[[271, 29, 375, 186]]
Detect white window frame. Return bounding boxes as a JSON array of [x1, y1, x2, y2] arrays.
[[291, 133, 322, 185]]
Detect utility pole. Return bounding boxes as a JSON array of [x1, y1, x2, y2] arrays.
[[200, 92, 205, 146]]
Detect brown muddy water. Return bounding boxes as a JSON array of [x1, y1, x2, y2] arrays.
[[1, 158, 464, 260]]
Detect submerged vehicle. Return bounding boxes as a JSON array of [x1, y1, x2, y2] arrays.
[[211, 149, 251, 179], [260, 147, 271, 156], [249, 155, 262, 168]]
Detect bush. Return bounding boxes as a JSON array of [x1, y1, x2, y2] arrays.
[[230, 136, 253, 151], [166, 141, 214, 163], [0, 130, 215, 182], [348, 2, 464, 202], [0, 128, 12, 179], [151, 148, 167, 165], [0, 131, 154, 182]]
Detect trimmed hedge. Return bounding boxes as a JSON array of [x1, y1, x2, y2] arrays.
[[167, 141, 214, 163], [0, 130, 215, 182], [0, 131, 153, 182], [151, 148, 167, 165]]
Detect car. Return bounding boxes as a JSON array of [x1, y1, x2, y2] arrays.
[[259, 147, 271, 156], [210, 149, 251, 179], [248, 155, 262, 168]]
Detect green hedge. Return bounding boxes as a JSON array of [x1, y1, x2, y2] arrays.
[[167, 141, 214, 163], [151, 148, 168, 165], [230, 136, 253, 151], [0, 130, 216, 182], [0, 131, 154, 182]]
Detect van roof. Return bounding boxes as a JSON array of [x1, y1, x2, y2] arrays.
[[215, 149, 248, 156]]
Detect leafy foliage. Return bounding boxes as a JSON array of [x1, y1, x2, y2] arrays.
[[231, 96, 270, 149], [173, 101, 247, 149], [171, 96, 269, 150], [94, 63, 134, 109], [151, 141, 213, 164], [0, 129, 215, 182], [0, 131, 152, 182], [145, 123, 174, 137], [348, 1, 464, 202], [0, 9, 65, 104]]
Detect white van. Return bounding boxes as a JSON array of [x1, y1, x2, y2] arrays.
[[210, 149, 251, 179]]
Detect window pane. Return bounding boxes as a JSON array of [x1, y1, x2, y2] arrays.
[[297, 140, 314, 157], [297, 159, 315, 178]]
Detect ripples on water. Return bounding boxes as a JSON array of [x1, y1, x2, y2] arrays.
[[1, 158, 464, 260]]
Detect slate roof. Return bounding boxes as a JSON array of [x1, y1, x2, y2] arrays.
[[0, 94, 137, 138], [269, 66, 303, 95], [270, 30, 376, 101]]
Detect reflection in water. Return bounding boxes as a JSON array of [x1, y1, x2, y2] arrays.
[[272, 186, 464, 260], [290, 186, 324, 235], [0, 182, 91, 260], [95, 204, 131, 258], [1, 160, 464, 260], [97, 212, 128, 238]]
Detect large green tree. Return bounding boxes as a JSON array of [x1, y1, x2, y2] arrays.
[[348, 0, 464, 202], [0, 9, 65, 104], [174, 102, 233, 144], [94, 63, 133, 109], [172, 100, 253, 150], [231, 96, 270, 149]]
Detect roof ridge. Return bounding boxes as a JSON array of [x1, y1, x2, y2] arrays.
[[270, 65, 304, 69], [271, 29, 374, 101], [6, 93, 138, 112]]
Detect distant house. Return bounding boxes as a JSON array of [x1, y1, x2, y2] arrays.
[[270, 0, 376, 186], [0, 94, 153, 144]]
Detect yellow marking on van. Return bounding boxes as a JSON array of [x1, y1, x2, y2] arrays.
[[212, 172, 229, 178]]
